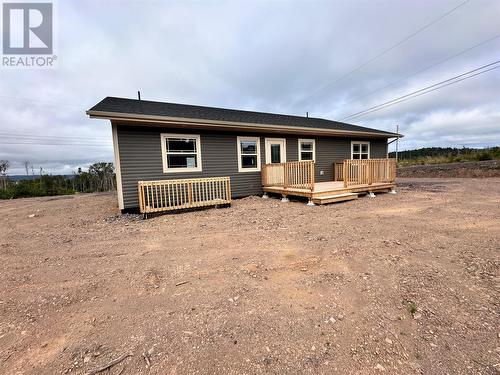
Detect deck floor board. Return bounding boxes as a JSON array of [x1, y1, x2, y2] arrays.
[[263, 181, 395, 199]]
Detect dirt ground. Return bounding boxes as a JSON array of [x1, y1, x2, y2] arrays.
[[0, 178, 499, 375], [398, 160, 500, 178]]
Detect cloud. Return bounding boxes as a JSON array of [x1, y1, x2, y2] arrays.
[[1, 0, 499, 174]]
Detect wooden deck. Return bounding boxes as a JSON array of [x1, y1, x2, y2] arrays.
[[263, 181, 396, 204], [261, 159, 397, 205]]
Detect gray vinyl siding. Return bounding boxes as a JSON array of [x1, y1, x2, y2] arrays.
[[116, 124, 388, 209], [370, 139, 387, 158]]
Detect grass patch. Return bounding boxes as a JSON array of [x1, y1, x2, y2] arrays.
[[407, 301, 418, 316]]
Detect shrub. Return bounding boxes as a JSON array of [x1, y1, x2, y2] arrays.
[[477, 152, 493, 161]]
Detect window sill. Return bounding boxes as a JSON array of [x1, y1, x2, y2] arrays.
[[163, 167, 203, 174], [238, 168, 261, 173]]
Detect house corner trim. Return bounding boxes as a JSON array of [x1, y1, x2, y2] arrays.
[[111, 122, 124, 210]]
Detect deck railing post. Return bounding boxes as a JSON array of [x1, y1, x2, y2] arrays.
[[283, 163, 289, 189], [188, 182, 193, 205], [226, 177, 231, 201], [343, 160, 348, 188], [310, 161, 315, 192], [138, 182, 143, 213], [368, 160, 372, 185]]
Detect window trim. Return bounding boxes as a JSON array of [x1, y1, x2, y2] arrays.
[[160, 133, 202, 173], [237, 136, 261, 172], [351, 141, 370, 160], [265, 138, 287, 164], [298, 138, 316, 161]]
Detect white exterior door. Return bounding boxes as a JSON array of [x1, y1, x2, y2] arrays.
[[265, 138, 286, 164]]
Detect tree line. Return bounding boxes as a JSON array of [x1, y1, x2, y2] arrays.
[[0, 161, 116, 199], [389, 146, 500, 166]]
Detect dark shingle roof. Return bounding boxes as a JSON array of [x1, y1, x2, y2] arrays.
[[88, 97, 400, 137]]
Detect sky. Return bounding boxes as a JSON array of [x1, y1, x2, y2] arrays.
[[0, 0, 499, 175]]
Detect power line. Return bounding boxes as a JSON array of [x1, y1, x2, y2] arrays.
[[0, 133, 111, 142], [0, 132, 106, 138], [344, 33, 500, 105], [298, 0, 470, 104], [343, 64, 500, 120], [0, 142, 112, 147], [342, 61, 500, 120], [344, 60, 500, 119], [0, 133, 112, 146], [0, 95, 82, 108], [350, 65, 500, 118], [0, 138, 111, 145]]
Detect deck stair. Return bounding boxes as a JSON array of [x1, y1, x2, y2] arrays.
[[311, 192, 358, 205]]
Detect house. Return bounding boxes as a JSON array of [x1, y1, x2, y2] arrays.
[[87, 97, 402, 213]]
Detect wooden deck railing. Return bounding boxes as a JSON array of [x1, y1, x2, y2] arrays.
[[262, 161, 315, 191], [343, 158, 396, 187], [138, 177, 231, 214], [333, 161, 344, 181]]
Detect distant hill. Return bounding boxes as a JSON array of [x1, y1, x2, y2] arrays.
[[390, 147, 500, 166], [9, 175, 74, 181]]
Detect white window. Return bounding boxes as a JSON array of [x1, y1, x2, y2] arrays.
[[161, 133, 202, 173], [237, 136, 261, 172], [298, 139, 315, 161], [351, 141, 370, 160]]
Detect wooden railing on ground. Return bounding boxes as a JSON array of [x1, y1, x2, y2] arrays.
[[138, 177, 231, 214], [333, 161, 344, 181], [262, 161, 315, 191], [343, 158, 396, 187]]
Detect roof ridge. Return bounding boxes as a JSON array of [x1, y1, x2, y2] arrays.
[[104, 96, 326, 121]]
